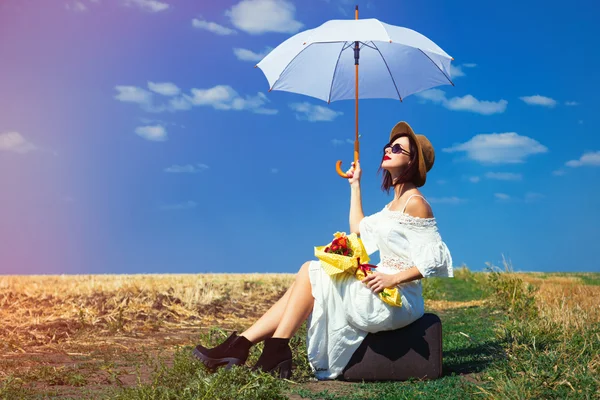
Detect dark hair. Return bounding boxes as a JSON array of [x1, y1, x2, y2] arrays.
[[377, 133, 419, 194]]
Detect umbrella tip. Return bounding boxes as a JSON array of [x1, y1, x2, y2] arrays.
[[451, 57, 455, 61], [254, 64, 257, 68], [303, 42, 306, 45], [268, 88, 273, 92]]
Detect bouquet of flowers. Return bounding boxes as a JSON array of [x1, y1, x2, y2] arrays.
[[314, 232, 402, 307]]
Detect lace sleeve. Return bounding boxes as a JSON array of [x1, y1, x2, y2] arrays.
[[408, 227, 453, 278]]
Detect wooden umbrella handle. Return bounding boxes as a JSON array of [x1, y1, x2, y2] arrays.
[[335, 145, 359, 179], [336, 161, 349, 178]]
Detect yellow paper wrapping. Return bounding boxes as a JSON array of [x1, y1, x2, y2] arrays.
[[314, 232, 402, 307]]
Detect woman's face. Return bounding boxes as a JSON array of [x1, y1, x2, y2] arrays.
[[381, 136, 412, 172]]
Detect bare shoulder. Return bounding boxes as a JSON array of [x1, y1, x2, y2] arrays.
[[404, 194, 434, 219]]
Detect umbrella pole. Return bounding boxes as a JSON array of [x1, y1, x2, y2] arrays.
[[336, 5, 360, 179], [354, 5, 359, 171]]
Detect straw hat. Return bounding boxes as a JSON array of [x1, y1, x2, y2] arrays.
[[388, 121, 435, 187]]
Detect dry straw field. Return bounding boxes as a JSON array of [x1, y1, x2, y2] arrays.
[[1, 267, 599, 398]]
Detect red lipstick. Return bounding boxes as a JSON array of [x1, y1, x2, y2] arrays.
[[383, 156, 391, 160]]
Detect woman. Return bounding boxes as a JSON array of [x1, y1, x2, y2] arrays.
[[193, 121, 453, 380]]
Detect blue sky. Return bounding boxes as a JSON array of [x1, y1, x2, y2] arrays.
[[0, 0, 599, 274]]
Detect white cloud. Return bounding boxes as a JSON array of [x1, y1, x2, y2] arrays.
[[565, 151, 600, 167], [565, 101, 579, 106], [331, 138, 354, 146], [469, 176, 480, 183], [427, 197, 466, 204], [168, 96, 193, 111], [226, 0, 303, 34], [190, 85, 238, 106], [124, 0, 168, 12], [189, 86, 278, 114], [192, 18, 237, 35], [233, 47, 272, 62], [416, 89, 507, 115], [135, 125, 167, 141], [65, 1, 88, 12], [525, 192, 545, 203], [519, 95, 557, 107], [494, 193, 510, 200], [139, 118, 180, 127], [449, 62, 476, 79], [160, 200, 197, 210], [443, 132, 548, 164], [253, 108, 279, 115], [116, 84, 277, 115], [449, 64, 465, 78], [0, 132, 36, 154], [164, 163, 209, 173], [485, 172, 522, 181], [148, 82, 180, 96], [445, 95, 508, 115], [290, 102, 343, 122], [416, 88, 446, 103], [115, 85, 153, 106]]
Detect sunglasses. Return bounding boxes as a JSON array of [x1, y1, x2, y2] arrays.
[[383, 143, 411, 157]]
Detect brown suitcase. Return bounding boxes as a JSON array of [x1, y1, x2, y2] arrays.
[[342, 313, 442, 381]]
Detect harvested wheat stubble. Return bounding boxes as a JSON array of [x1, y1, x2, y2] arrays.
[[514, 273, 600, 329], [0, 274, 294, 353]]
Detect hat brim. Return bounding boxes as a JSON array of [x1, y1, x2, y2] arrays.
[[388, 121, 427, 187]]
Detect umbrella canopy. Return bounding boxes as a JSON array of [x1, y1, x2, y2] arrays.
[[256, 18, 454, 103], [256, 9, 454, 178]]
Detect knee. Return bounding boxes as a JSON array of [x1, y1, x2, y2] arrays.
[[300, 261, 311, 273]]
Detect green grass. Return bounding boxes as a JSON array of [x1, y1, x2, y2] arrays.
[[572, 273, 600, 286], [292, 304, 505, 400], [3, 269, 598, 399], [529, 272, 600, 286], [107, 348, 288, 400], [108, 270, 506, 400], [422, 266, 490, 302]]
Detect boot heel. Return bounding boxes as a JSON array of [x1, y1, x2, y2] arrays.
[[278, 359, 292, 379], [223, 358, 245, 370]]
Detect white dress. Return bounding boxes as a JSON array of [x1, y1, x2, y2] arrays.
[[306, 195, 454, 380]]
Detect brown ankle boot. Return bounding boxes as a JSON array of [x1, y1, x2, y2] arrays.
[[193, 331, 253, 370], [251, 337, 293, 379]]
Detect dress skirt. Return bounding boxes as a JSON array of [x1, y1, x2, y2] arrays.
[[306, 260, 425, 380]]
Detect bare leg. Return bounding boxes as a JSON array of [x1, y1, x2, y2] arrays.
[[272, 261, 314, 339], [240, 281, 296, 343]]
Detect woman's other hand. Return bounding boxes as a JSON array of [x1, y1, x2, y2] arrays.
[[346, 160, 361, 186], [362, 272, 398, 294]]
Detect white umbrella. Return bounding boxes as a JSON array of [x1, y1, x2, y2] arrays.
[[256, 6, 454, 178]]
